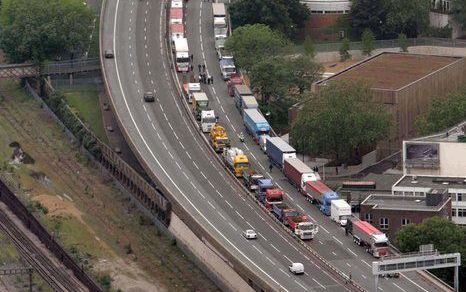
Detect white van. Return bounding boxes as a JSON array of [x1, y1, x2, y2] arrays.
[[289, 263, 304, 274]]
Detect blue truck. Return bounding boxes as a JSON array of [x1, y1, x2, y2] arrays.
[[243, 109, 270, 144], [265, 137, 297, 169]]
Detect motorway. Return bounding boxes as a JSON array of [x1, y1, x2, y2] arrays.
[[101, 0, 442, 291]]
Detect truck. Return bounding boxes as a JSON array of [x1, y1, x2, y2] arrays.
[[227, 74, 243, 96], [283, 158, 320, 193], [240, 95, 259, 113], [242, 170, 264, 191], [330, 199, 352, 226], [286, 215, 319, 240], [210, 124, 230, 152], [192, 92, 209, 120], [256, 188, 283, 210], [200, 110, 216, 133], [169, 8, 183, 24], [170, 23, 184, 42], [219, 58, 236, 80], [272, 203, 299, 225], [266, 137, 296, 169], [257, 178, 273, 194], [346, 218, 389, 258], [304, 180, 339, 215], [173, 38, 190, 72], [213, 17, 228, 37], [215, 35, 226, 50], [233, 84, 252, 109], [222, 147, 249, 177], [182, 82, 200, 103], [212, 3, 226, 18], [243, 109, 270, 143]]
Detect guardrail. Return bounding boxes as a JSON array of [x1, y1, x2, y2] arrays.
[[0, 179, 102, 291]]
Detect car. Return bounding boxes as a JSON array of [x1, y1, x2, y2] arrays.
[[144, 91, 155, 102], [242, 229, 257, 239], [104, 49, 114, 59], [289, 262, 304, 275]]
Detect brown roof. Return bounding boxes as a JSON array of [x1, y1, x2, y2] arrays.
[[325, 53, 459, 91]]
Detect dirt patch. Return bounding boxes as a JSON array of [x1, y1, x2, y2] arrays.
[[321, 60, 358, 74], [32, 194, 83, 223], [95, 258, 167, 292]]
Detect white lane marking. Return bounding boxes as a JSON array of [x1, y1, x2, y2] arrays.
[[182, 172, 189, 180], [252, 245, 263, 255], [393, 283, 407, 292], [312, 278, 326, 290], [332, 236, 343, 245], [331, 251, 337, 256], [318, 240, 324, 245], [179, 141, 185, 149], [378, 288, 383, 291], [361, 259, 371, 267], [217, 211, 226, 220], [146, 113, 151, 121], [175, 161, 181, 170], [220, 105, 225, 113], [208, 201, 216, 209], [295, 280, 309, 291], [235, 211, 244, 219], [279, 268, 291, 278], [246, 221, 254, 229], [142, 104, 147, 112], [225, 200, 233, 208], [347, 248, 357, 257], [286, 193, 295, 201], [215, 190, 223, 198], [162, 142, 168, 150], [361, 274, 367, 279], [258, 162, 265, 170], [190, 181, 197, 189], [200, 171, 207, 179], [265, 256, 275, 265], [258, 233, 268, 241], [283, 255, 293, 263], [208, 181, 215, 188], [196, 190, 206, 199], [173, 131, 179, 140], [228, 222, 237, 231], [270, 244, 280, 253], [320, 225, 330, 234], [346, 263, 351, 268], [400, 274, 429, 292], [168, 152, 174, 159], [185, 151, 192, 159]]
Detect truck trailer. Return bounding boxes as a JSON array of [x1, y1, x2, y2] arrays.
[[173, 38, 190, 72], [233, 85, 252, 109], [304, 180, 339, 215], [170, 8, 183, 24], [286, 215, 318, 240], [240, 96, 259, 114], [243, 109, 270, 143], [258, 188, 284, 210], [266, 137, 296, 169], [330, 199, 351, 226], [272, 203, 299, 224], [170, 23, 184, 42], [191, 92, 209, 120], [283, 158, 320, 193], [346, 218, 389, 258]]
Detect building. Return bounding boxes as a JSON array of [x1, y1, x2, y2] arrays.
[[430, 0, 465, 38], [393, 122, 466, 224], [314, 52, 466, 158], [360, 190, 451, 239], [301, 0, 351, 40]]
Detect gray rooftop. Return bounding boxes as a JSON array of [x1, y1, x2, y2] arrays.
[[362, 194, 450, 211], [395, 175, 466, 190]]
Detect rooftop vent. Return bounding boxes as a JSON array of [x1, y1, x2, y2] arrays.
[[411, 176, 418, 184]]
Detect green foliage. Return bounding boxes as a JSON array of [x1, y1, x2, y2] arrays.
[[249, 57, 291, 102], [225, 24, 288, 71], [350, 0, 430, 39], [451, 0, 466, 29], [397, 33, 409, 52], [27, 201, 49, 215], [361, 29, 375, 56], [339, 38, 351, 61], [288, 55, 322, 94], [291, 80, 391, 161], [228, 0, 309, 38], [0, 0, 95, 63], [97, 273, 113, 291], [423, 25, 453, 38], [415, 88, 466, 135], [395, 217, 466, 288], [303, 36, 315, 58]]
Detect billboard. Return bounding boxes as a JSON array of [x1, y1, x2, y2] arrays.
[[405, 142, 439, 167]]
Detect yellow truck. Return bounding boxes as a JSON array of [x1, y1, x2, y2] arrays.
[[222, 147, 249, 177], [210, 124, 230, 152]]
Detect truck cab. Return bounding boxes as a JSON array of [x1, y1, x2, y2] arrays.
[[192, 92, 209, 120], [222, 148, 249, 177], [200, 110, 216, 133], [319, 191, 339, 216], [242, 170, 264, 191], [210, 124, 230, 152], [219, 58, 236, 80], [213, 17, 228, 37], [227, 74, 243, 96], [287, 215, 318, 240]]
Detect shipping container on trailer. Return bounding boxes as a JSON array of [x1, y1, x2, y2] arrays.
[[283, 158, 320, 193], [266, 137, 296, 168]]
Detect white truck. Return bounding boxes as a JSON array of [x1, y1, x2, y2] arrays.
[[184, 82, 200, 103], [214, 17, 228, 37], [330, 199, 352, 226], [200, 110, 217, 133], [173, 38, 190, 72]]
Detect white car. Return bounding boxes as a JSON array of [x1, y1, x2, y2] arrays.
[[243, 229, 257, 239], [289, 262, 304, 275]]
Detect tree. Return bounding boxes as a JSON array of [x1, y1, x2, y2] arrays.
[[225, 24, 288, 71], [349, 0, 388, 39], [361, 29, 375, 56], [397, 33, 409, 52], [395, 217, 466, 289], [291, 80, 391, 162], [339, 38, 351, 61], [303, 36, 315, 58], [249, 56, 291, 103], [415, 88, 466, 135], [451, 0, 466, 29], [0, 0, 94, 63], [228, 0, 309, 38], [288, 55, 322, 94]]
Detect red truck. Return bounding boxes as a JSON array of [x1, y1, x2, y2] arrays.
[[272, 203, 299, 225], [346, 218, 389, 258], [227, 74, 243, 96], [286, 214, 319, 240], [262, 188, 284, 210], [283, 158, 320, 194]]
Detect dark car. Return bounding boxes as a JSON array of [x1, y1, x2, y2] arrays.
[[104, 49, 114, 59], [144, 91, 155, 102]]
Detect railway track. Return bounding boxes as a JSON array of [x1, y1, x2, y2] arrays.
[[0, 206, 88, 292]]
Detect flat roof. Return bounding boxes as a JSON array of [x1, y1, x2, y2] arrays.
[[362, 194, 449, 211], [395, 175, 466, 190], [318, 52, 460, 91], [408, 121, 466, 143]]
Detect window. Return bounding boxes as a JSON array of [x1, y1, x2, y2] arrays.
[[457, 209, 466, 217], [458, 193, 464, 202], [380, 218, 389, 230], [365, 213, 373, 224], [401, 218, 411, 226], [452, 208, 457, 217]]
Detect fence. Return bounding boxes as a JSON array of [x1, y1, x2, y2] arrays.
[[0, 179, 103, 291]]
